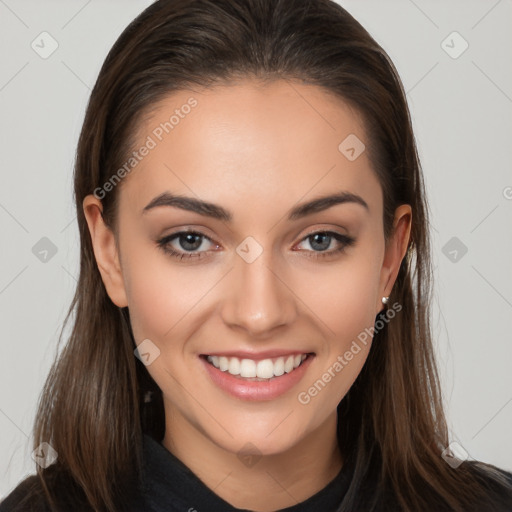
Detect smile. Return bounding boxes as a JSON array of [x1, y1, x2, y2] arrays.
[[205, 353, 309, 380], [199, 353, 315, 401]]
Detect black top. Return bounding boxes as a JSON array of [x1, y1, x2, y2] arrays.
[[0, 434, 354, 512], [1, 434, 512, 511], [132, 434, 354, 511]]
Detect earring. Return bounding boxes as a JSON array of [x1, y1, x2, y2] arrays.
[[381, 296, 389, 305]]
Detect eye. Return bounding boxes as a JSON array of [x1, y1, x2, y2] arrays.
[[156, 229, 356, 262], [156, 230, 219, 260], [294, 231, 356, 258]]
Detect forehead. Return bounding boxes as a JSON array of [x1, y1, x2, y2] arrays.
[[119, 79, 381, 220]]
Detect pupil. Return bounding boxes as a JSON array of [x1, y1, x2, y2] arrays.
[[310, 233, 330, 251], [180, 233, 202, 251]]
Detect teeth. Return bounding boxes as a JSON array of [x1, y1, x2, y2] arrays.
[[219, 356, 229, 371], [228, 357, 240, 375], [240, 358, 257, 378], [206, 353, 308, 379]]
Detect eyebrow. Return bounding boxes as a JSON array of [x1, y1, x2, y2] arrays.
[[142, 190, 369, 221]]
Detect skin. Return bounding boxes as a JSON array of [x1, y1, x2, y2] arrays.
[[83, 79, 411, 511]]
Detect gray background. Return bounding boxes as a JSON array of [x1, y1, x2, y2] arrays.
[[1, 0, 511, 498]]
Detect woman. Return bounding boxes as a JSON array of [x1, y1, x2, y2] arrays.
[[1, 0, 511, 511]]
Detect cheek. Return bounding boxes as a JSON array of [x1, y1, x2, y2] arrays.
[[119, 235, 205, 343], [292, 253, 381, 341], [125, 262, 212, 343], [290, 253, 381, 409]]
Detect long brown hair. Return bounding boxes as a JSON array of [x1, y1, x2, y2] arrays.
[[7, 0, 512, 510]]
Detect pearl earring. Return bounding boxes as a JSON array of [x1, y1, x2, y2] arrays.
[[381, 296, 389, 305]]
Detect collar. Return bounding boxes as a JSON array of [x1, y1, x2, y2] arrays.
[[137, 433, 353, 512]]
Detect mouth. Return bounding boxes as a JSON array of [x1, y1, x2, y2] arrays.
[[199, 351, 315, 401], [200, 352, 315, 382]]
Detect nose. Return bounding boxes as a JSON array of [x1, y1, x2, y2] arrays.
[[220, 247, 297, 337]]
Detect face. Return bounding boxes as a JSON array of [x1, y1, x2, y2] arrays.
[[84, 79, 410, 457]]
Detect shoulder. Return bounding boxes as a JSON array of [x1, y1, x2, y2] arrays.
[[465, 460, 512, 509], [0, 475, 50, 512], [494, 466, 512, 484], [1, 466, 138, 512], [469, 460, 512, 484], [0, 466, 90, 512]]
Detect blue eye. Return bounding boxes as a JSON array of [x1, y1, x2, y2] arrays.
[[296, 231, 356, 258], [156, 230, 355, 261], [156, 231, 216, 260]]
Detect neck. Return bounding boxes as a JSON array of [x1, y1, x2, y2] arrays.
[[162, 408, 343, 512]]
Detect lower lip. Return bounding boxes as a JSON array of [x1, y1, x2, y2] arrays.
[[200, 354, 314, 401]]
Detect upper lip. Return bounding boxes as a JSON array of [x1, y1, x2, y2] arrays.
[[201, 350, 314, 361]]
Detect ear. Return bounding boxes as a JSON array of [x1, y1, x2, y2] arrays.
[[82, 195, 128, 308], [376, 204, 412, 314]]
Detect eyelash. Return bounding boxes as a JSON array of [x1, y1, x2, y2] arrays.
[[156, 229, 356, 261]]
